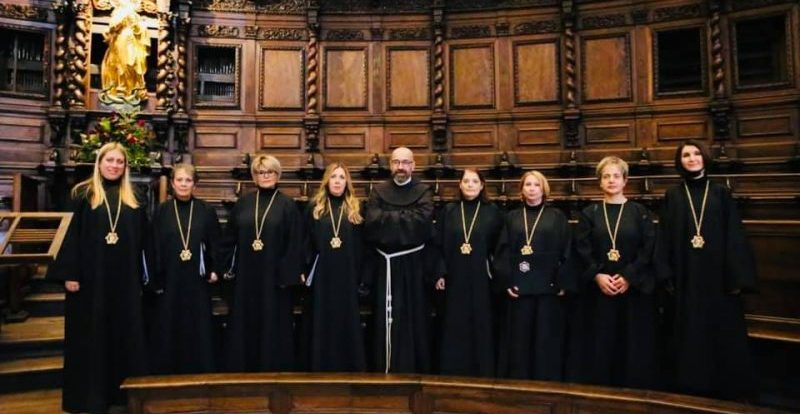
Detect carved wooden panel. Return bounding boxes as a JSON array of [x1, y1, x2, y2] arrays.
[[738, 115, 793, 138], [324, 47, 368, 110], [260, 47, 305, 110], [516, 123, 561, 146], [451, 125, 496, 148], [387, 47, 430, 109], [259, 127, 302, 149], [0, 119, 43, 142], [386, 128, 430, 149], [656, 120, 707, 142], [194, 129, 238, 149], [324, 127, 367, 149], [449, 44, 495, 109], [513, 40, 560, 105], [584, 122, 633, 144], [582, 34, 632, 102]]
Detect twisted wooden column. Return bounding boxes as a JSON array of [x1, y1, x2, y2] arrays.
[[562, 0, 581, 148], [432, 23, 445, 114], [709, 0, 731, 142], [305, 23, 319, 116], [156, 12, 175, 112], [175, 16, 189, 113], [68, 0, 90, 107], [53, 9, 69, 107]]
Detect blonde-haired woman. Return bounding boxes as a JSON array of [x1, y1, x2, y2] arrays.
[[219, 153, 305, 372], [494, 170, 573, 380], [572, 156, 656, 388], [148, 164, 222, 374], [47, 142, 148, 413], [303, 162, 366, 371]]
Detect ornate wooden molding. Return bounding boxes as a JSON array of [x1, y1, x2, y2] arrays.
[[245, 26, 305, 41], [448, 0, 558, 10], [0, 4, 49, 22], [710, 1, 726, 99], [562, 0, 581, 148], [514, 20, 560, 35], [652, 4, 704, 22], [450, 25, 492, 39], [197, 25, 239, 38], [195, 0, 305, 13], [388, 28, 431, 41], [325, 29, 364, 41], [731, 0, 793, 11], [580, 13, 627, 30]]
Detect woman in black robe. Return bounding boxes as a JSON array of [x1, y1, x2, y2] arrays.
[[219, 154, 305, 372], [303, 162, 366, 372], [656, 140, 757, 399], [495, 170, 573, 380], [148, 164, 221, 374], [573, 156, 657, 389], [433, 168, 502, 377], [47, 142, 148, 413]]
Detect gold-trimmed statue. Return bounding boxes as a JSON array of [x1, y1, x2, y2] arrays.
[[98, 0, 151, 103]]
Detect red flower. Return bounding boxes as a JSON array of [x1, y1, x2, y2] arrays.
[[126, 133, 137, 145], [137, 119, 146, 127]]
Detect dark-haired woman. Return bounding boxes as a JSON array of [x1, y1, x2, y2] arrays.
[[434, 168, 503, 377], [656, 140, 756, 399]]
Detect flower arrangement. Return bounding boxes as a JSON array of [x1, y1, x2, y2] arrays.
[[75, 108, 159, 168]]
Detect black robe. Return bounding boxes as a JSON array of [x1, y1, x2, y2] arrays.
[[303, 196, 366, 372], [573, 201, 657, 388], [46, 182, 148, 413], [434, 199, 502, 377], [218, 187, 305, 372], [363, 178, 435, 373], [656, 177, 757, 399], [494, 203, 572, 380], [147, 197, 221, 374]]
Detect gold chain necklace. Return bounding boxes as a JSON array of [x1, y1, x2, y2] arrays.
[[328, 197, 345, 249], [103, 194, 122, 245], [602, 200, 625, 262], [173, 199, 194, 261], [459, 201, 481, 255], [521, 204, 545, 255], [684, 180, 709, 249], [252, 189, 278, 251]]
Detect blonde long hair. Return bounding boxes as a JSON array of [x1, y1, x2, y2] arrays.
[[311, 162, 362, 225], [71, 142, 140, 209]]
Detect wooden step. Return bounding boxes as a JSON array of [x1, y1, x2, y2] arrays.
[[23, 292, 64, 317], [0, 355, 62, 375], [0, 356, 62, 394], [0, 389, 66, 413], [0, 316, 63, 360]]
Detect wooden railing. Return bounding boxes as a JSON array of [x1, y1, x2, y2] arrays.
[[122, 373, 785, 414]]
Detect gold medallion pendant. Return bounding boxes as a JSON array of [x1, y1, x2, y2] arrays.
[[520, 244, 533, 255], [607, 248, 621, 262], [459, 201, 481, 256], [330, 236, 342, 249], [180, 249, 192, 261], [252, 189, 279, 253], [252, 239, 264, 251], [105, 232, 119, 245], [173, 199, 195, 262], [328, 198, 346, 250], [602, 201, 626, 264], [684, 181, 709, 251]]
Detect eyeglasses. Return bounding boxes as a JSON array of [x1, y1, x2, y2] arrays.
[[254, 170, 277, 177], [390, 159, 414, 167]]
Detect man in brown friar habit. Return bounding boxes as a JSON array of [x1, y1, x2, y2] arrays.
[[363, 147, 436, 373]]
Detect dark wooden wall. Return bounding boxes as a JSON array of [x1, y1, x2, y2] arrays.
[[0, 0, 798, 342]]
